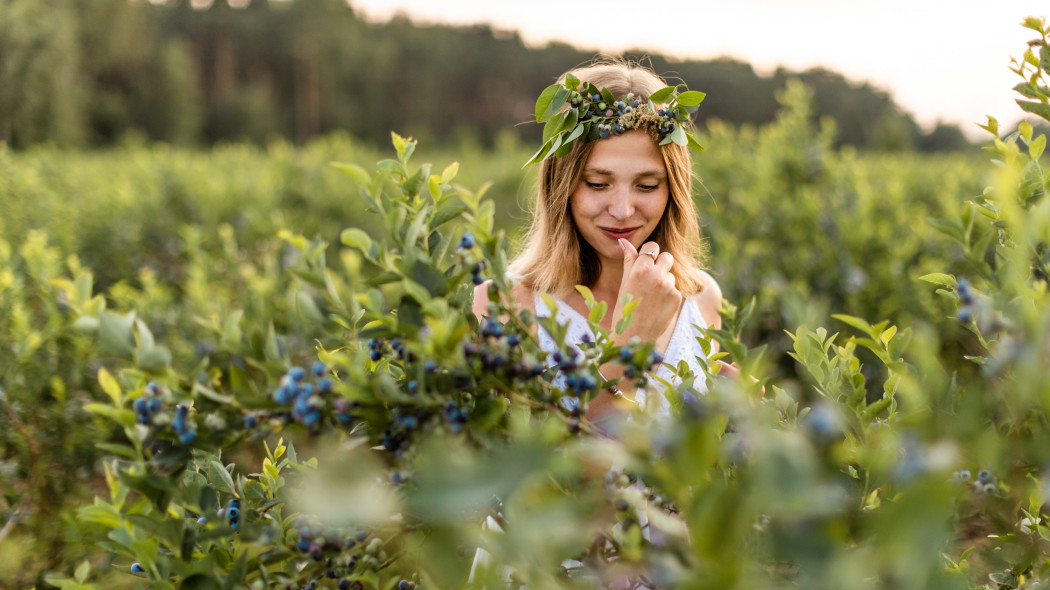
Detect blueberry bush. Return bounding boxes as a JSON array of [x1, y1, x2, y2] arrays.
[[6, 15, 1050, 590]]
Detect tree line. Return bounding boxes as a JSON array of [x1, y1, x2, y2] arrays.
[[0, 0, 971, 151]]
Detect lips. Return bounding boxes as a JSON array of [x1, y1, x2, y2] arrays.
[[599, 227, 640, 241]]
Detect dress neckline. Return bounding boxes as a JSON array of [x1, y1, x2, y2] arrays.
[[536, 293, 702, 359]]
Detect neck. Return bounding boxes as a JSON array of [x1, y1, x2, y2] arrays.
[[588, 253, 625, 304]]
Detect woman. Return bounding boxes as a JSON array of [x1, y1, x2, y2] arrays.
[[472, 60, 731, 424]]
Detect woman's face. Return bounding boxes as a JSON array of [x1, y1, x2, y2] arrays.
[[570, 130, 670, 265]]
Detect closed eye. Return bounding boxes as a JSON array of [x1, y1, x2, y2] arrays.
[[585, 181, 607, 190], [638, 184, 660, 191]]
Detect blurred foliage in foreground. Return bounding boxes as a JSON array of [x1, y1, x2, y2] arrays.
[[4, 17, 1050, 589]]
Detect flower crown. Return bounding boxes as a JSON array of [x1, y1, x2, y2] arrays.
[[525, 73, 705, 167]]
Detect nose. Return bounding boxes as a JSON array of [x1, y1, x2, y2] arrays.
[[606, 185, 634, 220]]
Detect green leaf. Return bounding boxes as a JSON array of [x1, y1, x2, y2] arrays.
[[542, 112, 567, 144], [1030, 133, 1046, 159], [85, 403, 136, 428], [832, 314, 873, 335], [208, 460, 236, 495], [331, 162, 372, 187], [1017, 99, 1050, 122], [222, 310, 243, 349], [96, 442, 138, 459], [1023, 16, 1045, 33], [676, 90, 706, 106], [544, 86, 571, 121], [668, 125, 687, 146], [534, 83, 561, 122], [917, 273, 957, 288], [1014, 82, 1042, 99], [74, 560, 90, 584], [648, 87, 674, 103], [99, 311, 135, 357], [341, 228, 373, 252], [432, 202, 468, 229], [686, 133, 705, 153], [1020, 120, 1034, 142], [97, 367, 122, 405], [441, 161, 459, 183], [135, 346, 172, 373]]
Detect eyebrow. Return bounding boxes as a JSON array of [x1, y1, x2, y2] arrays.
[[583, 167, 667, 178]]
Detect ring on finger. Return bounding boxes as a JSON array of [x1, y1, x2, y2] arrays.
[[641, 250, 659, 260]]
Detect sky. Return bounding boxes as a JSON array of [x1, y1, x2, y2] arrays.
[[350, 0, 1049, 139]]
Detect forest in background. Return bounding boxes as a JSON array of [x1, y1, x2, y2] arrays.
[[0, 0, 973, 152]]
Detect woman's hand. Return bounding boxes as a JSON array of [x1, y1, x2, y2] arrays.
[[610, 238, 682, 344]]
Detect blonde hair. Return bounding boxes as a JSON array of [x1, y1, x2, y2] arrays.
[[509, 60, 708, 298]]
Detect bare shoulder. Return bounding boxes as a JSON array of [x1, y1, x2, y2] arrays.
[[471, 280, 535, 321], [690, 269, 723, 331]]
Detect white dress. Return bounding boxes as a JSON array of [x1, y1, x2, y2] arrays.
[[533, 292, 711, 416], [468, 293, 711, 587]]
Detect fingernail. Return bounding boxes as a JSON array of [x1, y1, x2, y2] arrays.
[[618, 238, 628, 252]]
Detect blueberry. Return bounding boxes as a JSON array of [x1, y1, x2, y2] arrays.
[[131, 562, 145, 574], [288, 366, 305, 382], [458, 232, 476, 249], [146, 398, 162, 414], [632, 99, 640, 107], [313, 361, 327, 377], [302, 411, 321, 427], [400, 415, 419, 430], [506, 334, 521, 347], [977, 469, 993, 484], [133, 397, 148, 415], [592, 93, 601, 101], [407, 380, 418, 394], [958, 278, 973, 305], [369, 349, 382, 362], [198, 516, 207, 524], [175, 404, 189, 419], [620, 347, 633, 361], [599, 128, 611, 139], [318, 378, 333, 394], [648, 351, 663, 367], [339, 580, 351, 590], [471, 272, 484, 285], [981, 483, 996, 495], [613, 123, 624, 134], [398, 581, 412, 590], [179, 430, 197, 444], [957, 308, 972, 323], [424, 360, 438, 373], [298, 538, 311, 552], [958, 469, 972, 481], [273, 387, 292, 405], [368, 338, 381, 350]]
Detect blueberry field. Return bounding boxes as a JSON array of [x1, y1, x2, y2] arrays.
[[3, 20, 1050, 590]]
